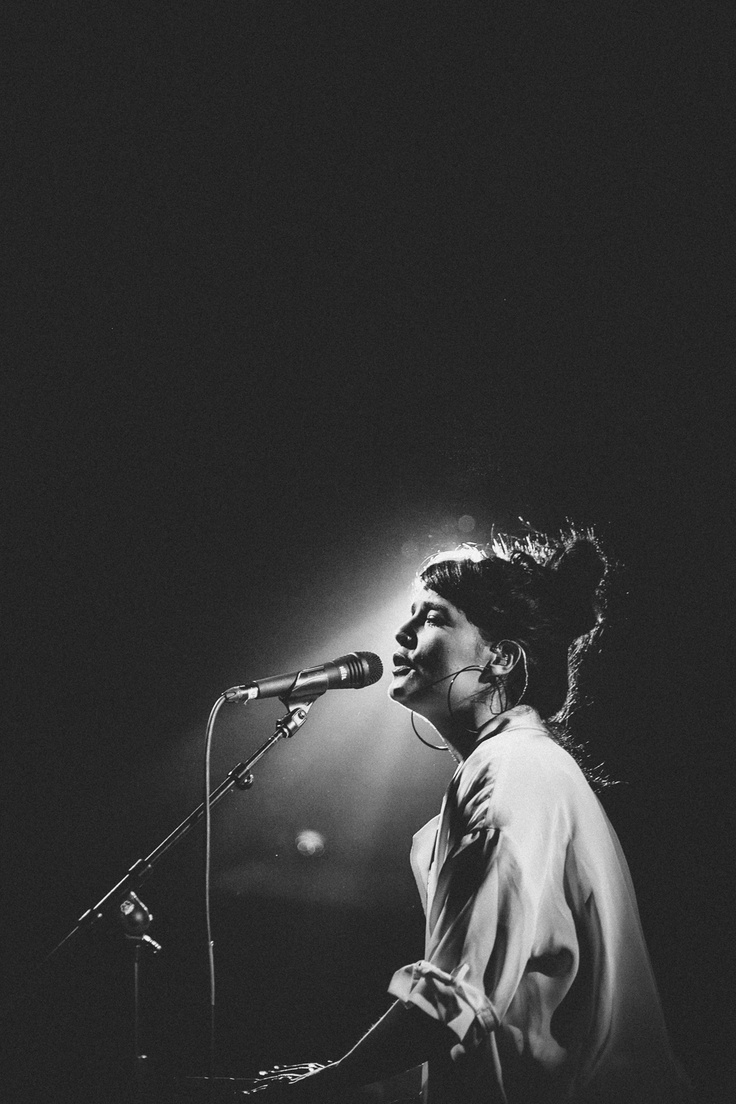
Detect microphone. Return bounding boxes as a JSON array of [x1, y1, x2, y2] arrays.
[[223, 651, 384, 703]]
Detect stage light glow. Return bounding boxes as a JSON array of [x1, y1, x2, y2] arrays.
[[212, 568, 454, 907], [295, 829, 326, 857], [158, 522, 499, 909]]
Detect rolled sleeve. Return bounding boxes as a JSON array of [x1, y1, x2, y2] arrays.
[[388, 959, 501, 1044]]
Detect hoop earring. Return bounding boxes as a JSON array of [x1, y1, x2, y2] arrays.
[[411, 711, 451, 752], [515, 646, 529, 706]]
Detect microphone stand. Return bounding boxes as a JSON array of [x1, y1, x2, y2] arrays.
[[32, 694, 319, 1095], [44, 695, 317, 964]]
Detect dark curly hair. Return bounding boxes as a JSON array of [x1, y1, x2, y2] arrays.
[[419, 529, 608, 736]]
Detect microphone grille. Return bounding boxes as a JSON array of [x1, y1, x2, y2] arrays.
[[341, 651, 384, 687]]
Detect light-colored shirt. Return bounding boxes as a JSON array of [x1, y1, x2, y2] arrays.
[[389, 706, 691, 1103]]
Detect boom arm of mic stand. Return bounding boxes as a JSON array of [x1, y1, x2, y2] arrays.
[[43, 695, 319, 965]]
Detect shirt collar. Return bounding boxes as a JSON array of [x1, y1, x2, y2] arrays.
[[473, 704, 547, 746]]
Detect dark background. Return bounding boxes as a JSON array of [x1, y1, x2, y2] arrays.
[[2, 4, 733, 1102]]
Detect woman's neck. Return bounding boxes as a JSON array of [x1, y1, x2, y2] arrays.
[[438, 715, 496, 762], [431, 687, 510, 760]]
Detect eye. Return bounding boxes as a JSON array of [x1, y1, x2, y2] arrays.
[[425, 611, 444, 626]]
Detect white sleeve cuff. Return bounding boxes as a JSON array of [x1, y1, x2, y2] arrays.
[[388, 959, 501, 1046]]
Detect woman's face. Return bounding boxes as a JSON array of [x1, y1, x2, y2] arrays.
[[389, 585, 493, 728]]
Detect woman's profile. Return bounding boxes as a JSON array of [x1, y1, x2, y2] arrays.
[[253, 531, 692, 1104]]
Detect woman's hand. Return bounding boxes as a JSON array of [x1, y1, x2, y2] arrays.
[[239, 999, 450, 1100], [242, 1061, 345, 1101]]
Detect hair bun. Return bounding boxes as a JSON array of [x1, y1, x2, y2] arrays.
[[548, 538, 606, 640]]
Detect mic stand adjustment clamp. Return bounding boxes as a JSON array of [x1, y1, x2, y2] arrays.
[[275, 695, 318, 739], [223, 694, 318, 795]]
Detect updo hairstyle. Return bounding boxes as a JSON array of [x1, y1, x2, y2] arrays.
[[419, 530, 608, 725]]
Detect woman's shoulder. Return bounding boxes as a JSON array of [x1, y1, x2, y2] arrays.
[[462, 709, 592, 807]]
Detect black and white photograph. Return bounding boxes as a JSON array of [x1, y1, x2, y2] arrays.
[[2, 5, 732, 1103]]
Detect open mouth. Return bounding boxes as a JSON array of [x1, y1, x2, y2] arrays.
[[392, 653, 416, 675]]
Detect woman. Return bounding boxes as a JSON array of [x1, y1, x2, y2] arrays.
[[259, 533, 691, 1103]]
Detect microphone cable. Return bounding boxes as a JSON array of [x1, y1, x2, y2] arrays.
[[203, 693, 228, 1078]]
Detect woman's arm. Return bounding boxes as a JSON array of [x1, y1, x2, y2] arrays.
[[275, 1000, 453, 1101]]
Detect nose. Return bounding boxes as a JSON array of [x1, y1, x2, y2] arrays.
[[395, 618, 415, 648]]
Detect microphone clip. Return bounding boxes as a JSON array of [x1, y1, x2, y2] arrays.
[[275, 696, 317, 738]]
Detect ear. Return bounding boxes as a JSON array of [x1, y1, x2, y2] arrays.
[[479, 640, 521, 680]]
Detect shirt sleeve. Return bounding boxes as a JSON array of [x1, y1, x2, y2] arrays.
[[389, 739, 577, 1052]]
